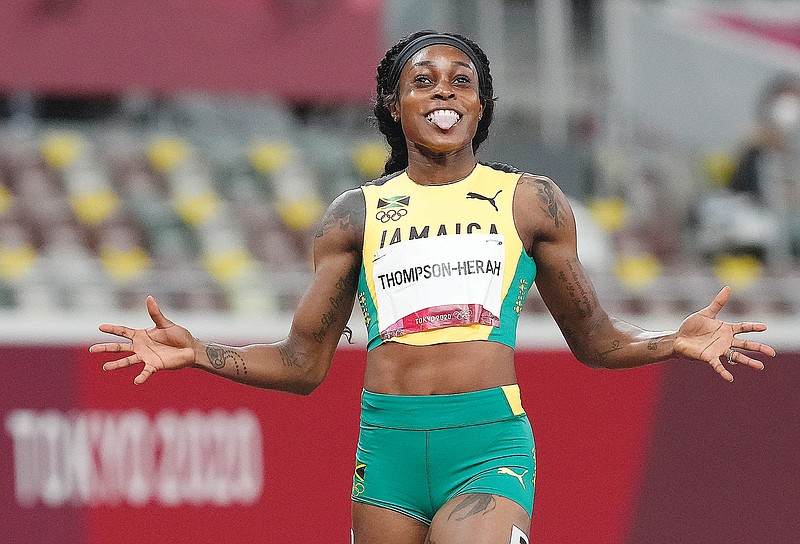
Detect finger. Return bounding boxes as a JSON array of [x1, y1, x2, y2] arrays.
[[733, 338, 777, 357], [88, 341, 133, 354], [133, 364, 157, 385], [705, 285, 731, 319], [98, 323, 135, 339], [102, 354, 142, 371], [146, 295, 174, 329], [734, 322, 767, 334], [729, 350, 766, 371], [711, 356, 734, 382]]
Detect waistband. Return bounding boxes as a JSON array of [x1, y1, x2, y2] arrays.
[[360, 384, 525, 430]]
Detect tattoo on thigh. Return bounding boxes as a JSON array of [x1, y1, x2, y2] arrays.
[[447, 493, 497, 521]]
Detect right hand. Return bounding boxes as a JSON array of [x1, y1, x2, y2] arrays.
[[89, 295, 198, 385]]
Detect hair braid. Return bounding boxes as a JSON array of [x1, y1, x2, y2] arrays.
[[372, 31, 496, 176]]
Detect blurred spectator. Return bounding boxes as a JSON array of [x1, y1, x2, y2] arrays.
[[695, 74, 800, 269]]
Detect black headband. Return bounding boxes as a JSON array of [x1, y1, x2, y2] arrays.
[[387, 33, 484, 92]]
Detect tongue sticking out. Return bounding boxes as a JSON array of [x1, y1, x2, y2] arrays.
[[429, 111, 459, 130], [433, 118, 457, 130]]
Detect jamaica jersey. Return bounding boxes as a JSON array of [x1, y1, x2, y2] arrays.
[[357, 162, 537, 351]]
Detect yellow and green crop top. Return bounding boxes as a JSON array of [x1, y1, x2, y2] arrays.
[[357, 162, 537, 351]]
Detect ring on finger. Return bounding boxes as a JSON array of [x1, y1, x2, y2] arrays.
[[727, 348, 737, 365]]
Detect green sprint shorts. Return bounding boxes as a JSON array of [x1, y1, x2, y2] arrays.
[[351, 385, 535, 525]]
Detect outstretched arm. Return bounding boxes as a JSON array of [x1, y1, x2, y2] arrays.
[[90, 188, 366, 394], [513, 174, 775, 382]]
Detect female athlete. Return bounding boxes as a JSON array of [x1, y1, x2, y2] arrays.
[[90, 31, 775, 544]]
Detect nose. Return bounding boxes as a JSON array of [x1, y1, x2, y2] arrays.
[[432, 80, 455, 100]]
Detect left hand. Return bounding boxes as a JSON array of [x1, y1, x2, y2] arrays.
[[673, 285, 776, 382]]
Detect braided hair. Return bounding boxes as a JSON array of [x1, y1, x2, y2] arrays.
[[373, 31, 496, 176]]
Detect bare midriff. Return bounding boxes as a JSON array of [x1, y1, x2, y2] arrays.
[[363, 340, 517, 395]]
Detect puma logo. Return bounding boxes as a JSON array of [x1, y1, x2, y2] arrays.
[[466, 190, 502, 211], [497, 467, 528, 489]]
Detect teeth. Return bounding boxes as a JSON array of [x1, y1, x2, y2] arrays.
[[426, 110, 461, 130]]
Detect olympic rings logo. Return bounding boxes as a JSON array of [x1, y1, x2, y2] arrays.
[[452, 309, 473, 321], [375, 208, 408, 222], [352, 482, 365, 497]]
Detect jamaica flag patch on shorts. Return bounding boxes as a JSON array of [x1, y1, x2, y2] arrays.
[[352, 462, 367, 497]]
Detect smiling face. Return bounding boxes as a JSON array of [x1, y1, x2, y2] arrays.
[[390, 44, 483, 159]]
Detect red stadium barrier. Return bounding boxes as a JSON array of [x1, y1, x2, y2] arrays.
[[2, 345, 797, 543]]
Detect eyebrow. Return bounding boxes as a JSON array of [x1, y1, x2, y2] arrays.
[[412, 60, 475, 71]]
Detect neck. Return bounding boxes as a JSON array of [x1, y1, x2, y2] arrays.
[[405, 144, 478, 185]]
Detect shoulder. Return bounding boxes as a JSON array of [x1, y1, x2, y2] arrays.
[[314, 188, 365, 252], [515, 173, 572, 216], [363, 170, 405, 188], [478, 161, 524, 175], [513, 172, 577, 250]]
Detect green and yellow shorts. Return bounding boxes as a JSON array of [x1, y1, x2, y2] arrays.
[[351, 385, 535, 525]]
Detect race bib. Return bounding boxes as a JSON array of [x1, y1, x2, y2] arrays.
[[372, 234, 505, 339]]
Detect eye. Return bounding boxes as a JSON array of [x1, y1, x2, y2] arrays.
[[413, 75, 432, 85], [453, 75, 472, 85]]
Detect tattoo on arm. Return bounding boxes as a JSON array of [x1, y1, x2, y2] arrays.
[[596, 340, 622, 364], [557, 258, 598, 319], [447, 494, 497, 521], [206, 344, 226, 369], [531, 178, 565, 228], [278, 343, 303, 369], [312, 261, 360, 343], [648, 338, 659, 351], [315, 192, 365, 239], [206, 344, 248, 375]]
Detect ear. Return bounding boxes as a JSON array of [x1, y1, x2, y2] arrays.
[[388, 98, 400, 122]]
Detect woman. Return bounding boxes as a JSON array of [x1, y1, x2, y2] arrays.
[[90, 31, 775, 544]]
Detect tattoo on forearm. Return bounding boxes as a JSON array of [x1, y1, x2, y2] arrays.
[[206, 344, 248, 375], [278, 344, 303, 369], [596, 340, 622, 363], [447, 494, 496, 521], [647, 339, 659, 351], [312, 262, 359, 343], [206, 344, 226, 369]]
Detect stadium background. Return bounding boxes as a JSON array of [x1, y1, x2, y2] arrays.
[[1, 1, 798, 542]]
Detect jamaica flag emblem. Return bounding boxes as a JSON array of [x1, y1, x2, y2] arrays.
[[377, 195, 410, 209]]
